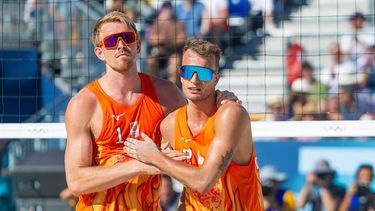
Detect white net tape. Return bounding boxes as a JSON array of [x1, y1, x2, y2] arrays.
[[1, 121, 374, 139]]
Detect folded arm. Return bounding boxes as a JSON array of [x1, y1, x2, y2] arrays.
[[65, 91, 159, 196], [125, 103, 250, 193]]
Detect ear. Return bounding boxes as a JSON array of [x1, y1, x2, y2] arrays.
[[94, 47, 105, 61], [137, 40, 141, 53], [213, 73, 220, 85]]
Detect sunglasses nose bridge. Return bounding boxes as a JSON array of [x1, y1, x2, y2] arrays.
[[116, 36, 129, 48], [190, 71, 201, 82]]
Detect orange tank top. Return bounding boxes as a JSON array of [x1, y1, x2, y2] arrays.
[[174, 105, 264, 211], [76, 73, 164, 211]]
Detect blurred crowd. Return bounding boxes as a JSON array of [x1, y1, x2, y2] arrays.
[[22, 0, 304, 81], [100, 0, 303, 85], [264, 12, 375, 122], [22, 1, 375, 120], [263, 161, 375, 211]]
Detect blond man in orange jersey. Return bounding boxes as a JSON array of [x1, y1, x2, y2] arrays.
[[126, 38, 264, 210], [64, 11, 238, 211]]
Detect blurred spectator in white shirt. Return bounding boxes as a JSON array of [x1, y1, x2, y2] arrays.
[[320, 43, 355, 96], [340, 12, 375, 62]]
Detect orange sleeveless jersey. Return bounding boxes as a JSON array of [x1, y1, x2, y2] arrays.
[[76, 73, 164, 211], [174, 105, 264, 211]]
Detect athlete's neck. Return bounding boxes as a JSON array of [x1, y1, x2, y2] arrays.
[[186, 93, 216, 133], [99, 69, 142, 105]]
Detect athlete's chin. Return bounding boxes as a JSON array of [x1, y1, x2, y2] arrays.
[[118, 58, 133, 65], [186, 94, 206, 102], [111, 62, 135, 72]]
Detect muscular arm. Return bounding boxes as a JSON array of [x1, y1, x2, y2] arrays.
[[65, 90, 158, 196], [163, 103, 251, 193], [126, 103, 251, 194], [153, 77, 187, 115]]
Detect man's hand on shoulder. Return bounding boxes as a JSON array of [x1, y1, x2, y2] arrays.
[[215, 90, 242, 106]]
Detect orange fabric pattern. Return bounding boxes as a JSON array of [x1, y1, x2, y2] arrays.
[[174, 105, 264, 211], [76, 73, 164, 211]]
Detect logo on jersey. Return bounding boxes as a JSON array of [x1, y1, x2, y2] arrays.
[[112, 113, 125, 121], [180, 137, 192, 143]]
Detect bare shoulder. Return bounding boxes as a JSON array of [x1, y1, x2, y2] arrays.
[[67, 88, 97, 112], [160, 110, 178, 145], [216, 102, 249, 121], [161, 110, 177, 130], [215, 102, 250, 131], [151, 76, 186, 115], [65, 88, 98, 125]]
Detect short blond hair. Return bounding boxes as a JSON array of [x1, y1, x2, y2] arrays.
[[91, 11, 138, 47], [183, 38, 222, 71]]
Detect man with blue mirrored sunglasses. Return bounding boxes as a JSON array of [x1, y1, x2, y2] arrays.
[[125, 38, 263, 210]]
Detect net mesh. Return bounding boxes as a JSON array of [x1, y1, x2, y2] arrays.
[[0, 0, 374, 123]]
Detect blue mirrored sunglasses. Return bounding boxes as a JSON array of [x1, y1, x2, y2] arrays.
[[180, 65, 215, 81]]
